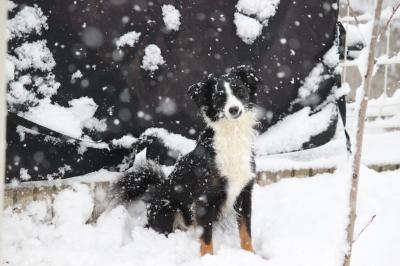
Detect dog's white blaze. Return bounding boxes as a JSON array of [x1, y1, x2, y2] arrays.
[[223, 82, 244, 118], [208, 111, 258, 209]]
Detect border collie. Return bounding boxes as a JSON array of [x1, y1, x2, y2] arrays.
[[112, 65, 261, 256]]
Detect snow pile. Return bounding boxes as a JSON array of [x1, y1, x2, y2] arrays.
[[19, 168, 31, 181], [234, 0, 280, 44], [12, 40, 56, 71], [233, 13, 263, 45], [115, 31, 141, 49], [24, 97, 107, 138], [255, 103, 337, 155], [3, 167, 400, 266], [162, 4, 181, 32], [141, 44, 165, 75]]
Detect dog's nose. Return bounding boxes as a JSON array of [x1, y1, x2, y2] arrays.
[[228, 106, 240, 116]]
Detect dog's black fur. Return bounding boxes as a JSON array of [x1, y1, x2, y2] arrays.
[[112, 65, 262, 254]]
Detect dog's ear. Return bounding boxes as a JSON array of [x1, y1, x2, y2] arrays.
[[187, 74, 216, 107], [234, 65, 262, 87]]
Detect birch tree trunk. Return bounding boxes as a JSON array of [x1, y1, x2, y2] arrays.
[[342, 1, 384, 266]]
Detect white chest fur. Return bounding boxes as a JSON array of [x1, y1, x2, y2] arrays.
[[209, 112, 257, 209]]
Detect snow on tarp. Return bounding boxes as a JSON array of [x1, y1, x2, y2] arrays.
[[255, 103, 338, 155], [162, 4, 181, 32], [234, 0, 280, 44], [115, 31, 141, 49], [24, 97, 107, 139], [141, 44, 166, 75], [3, 167, 400, 266]]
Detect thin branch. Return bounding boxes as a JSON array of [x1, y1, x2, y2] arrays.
[[352, 214, 376, 244], [380, 3, 400, 35]]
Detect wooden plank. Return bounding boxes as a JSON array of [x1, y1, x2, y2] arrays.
[[293, 169, 311, 178], [89, 181, 111, 222], [380, 164, 400, 171], [310, 168, 331, 176], [14, 187, 34, 211], [3, 189, 14, 209], [276, 169, 294, 179], [368, 164, 382, 172]]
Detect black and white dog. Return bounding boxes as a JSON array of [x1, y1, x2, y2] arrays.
[[112, 65, 262, 255]]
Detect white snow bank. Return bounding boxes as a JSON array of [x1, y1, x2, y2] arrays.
[[162, 4, 181, 32], [111, 135, 137, 148], [23, 97, 107, 138], [233, 13, 263, 45], [141, 44, 165, 75], [3, 167, 400, 266], [115, 31, 141, 49]]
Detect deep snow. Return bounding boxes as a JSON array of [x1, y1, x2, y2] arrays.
[[3, 167, 400, 266]]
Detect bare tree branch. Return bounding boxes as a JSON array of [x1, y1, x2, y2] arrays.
[[379, 2, 400, 37], [352, 214, 376, 244]]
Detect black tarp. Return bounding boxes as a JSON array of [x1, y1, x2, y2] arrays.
[[6, 0, 342, 182]]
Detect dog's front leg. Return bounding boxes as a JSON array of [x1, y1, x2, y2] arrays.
[[199, 223, 214, 256], [235, 181, 255, 253]]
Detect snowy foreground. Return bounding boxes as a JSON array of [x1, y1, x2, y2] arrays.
[[3, 167, 400, 266]]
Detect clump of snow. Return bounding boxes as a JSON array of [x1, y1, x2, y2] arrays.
[[24, 97, 107, 138], [141, 44, 165, 75], [7, 5, 48, 40], [25, 201, 49, 222], [323, 45, 340, 68], [111, 135, 137, 148], [236, 0, 280, 22], [298, 63, 325, 99], [234, 0, 280, 44], [142, 127, 196, 155], [233, 13, 263, 45], [53, 183, 93, 226], [19, 168, 31, 181], [161, 4, 181, 32], [115, 31, 141, 49], [71, 70, 83, 82], [12, 40, 55, 72]]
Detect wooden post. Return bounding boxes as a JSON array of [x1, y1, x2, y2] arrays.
[[0, 0, 8, 261], [342, 1, 384, 266]]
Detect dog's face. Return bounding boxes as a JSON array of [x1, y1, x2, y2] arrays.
[[188, 66, 261, 122]]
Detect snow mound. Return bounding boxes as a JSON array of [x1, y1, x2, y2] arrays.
[[53, 183, 93, 226], [12, 40, 55, 72], [162, 4, 181, 32], [116, 31, 141, 49], [141, 44, 165, 75]]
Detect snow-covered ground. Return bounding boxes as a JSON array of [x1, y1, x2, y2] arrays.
[[2, 166, 400, 266]]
